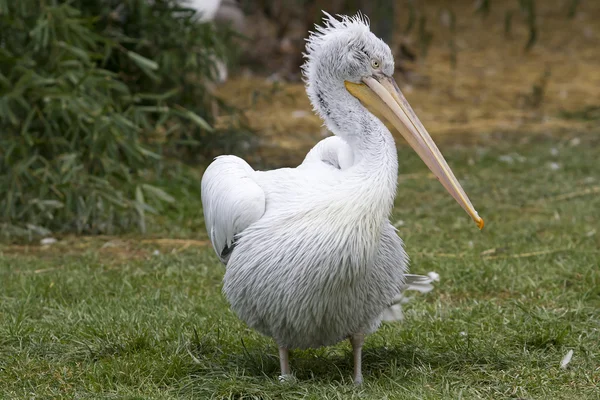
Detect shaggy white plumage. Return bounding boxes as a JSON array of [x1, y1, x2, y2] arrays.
[[201, 12, 435, 384]]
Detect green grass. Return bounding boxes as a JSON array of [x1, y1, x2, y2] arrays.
[[1, 132, 599, 399]]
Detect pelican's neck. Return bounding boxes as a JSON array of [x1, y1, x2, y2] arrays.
[[314, 83, 398, 177], [344, 113, 398, 173], [310, 82, 399, 215], [346, 113, 399, 215]]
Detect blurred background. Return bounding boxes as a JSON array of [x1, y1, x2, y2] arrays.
[[1, 0, 598, 239]]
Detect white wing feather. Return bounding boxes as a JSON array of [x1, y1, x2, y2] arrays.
[[201, 155, 266, 263], [301, 136, 354, 169]]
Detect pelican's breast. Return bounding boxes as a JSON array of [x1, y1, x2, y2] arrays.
[[222, 169, 402, 348]]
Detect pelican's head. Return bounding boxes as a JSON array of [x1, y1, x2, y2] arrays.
[[303, 12, 484, 230], [303, 12, 394, 87]]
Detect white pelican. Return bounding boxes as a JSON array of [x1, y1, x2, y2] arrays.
[[201, 12, 483, 384]]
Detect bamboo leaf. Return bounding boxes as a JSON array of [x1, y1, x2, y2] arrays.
[[135, 185, 146, 234], [142, 184, 175, 203], [177, 108, 214, 131], [127, 51, 159, 71]]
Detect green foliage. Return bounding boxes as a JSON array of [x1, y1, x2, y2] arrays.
[[567, 0, 581, 18], [0, 0, 246, 238], [417, 15, 433, 59], [519, 0, 538, 51], [403, 0, 417, 34], [474, 0, 491, 17], [504, 10, 514, 38], [559, 105, 600, 121]]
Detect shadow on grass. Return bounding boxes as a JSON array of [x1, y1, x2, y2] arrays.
[[186, 339, 513, 383]]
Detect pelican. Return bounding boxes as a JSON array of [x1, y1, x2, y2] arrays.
[[201, 12, 483, 384]]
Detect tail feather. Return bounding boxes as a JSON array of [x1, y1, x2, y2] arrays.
[[401, 274, 435, 293], [380, 273, 437, 322]]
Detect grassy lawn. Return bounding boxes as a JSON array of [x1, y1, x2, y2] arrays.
[[1, 132, 599, 399]]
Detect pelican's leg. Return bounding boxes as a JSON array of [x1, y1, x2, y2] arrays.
[[349, 333, 365, 385], [278, 346, 292, 381]]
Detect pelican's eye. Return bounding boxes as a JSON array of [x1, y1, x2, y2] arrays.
[[371, 59, 380, 69]]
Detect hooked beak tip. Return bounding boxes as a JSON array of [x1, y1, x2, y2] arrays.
[[476, 216, 484, 230]]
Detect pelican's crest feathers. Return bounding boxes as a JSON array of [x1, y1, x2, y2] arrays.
[[302, 12, 371, 78]]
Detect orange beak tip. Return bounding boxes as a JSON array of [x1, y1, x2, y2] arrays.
[[476, 217, 485, 230]]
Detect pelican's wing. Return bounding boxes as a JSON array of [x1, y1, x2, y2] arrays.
[[300, 136, 354, 169], [201, 155, 266, 264]]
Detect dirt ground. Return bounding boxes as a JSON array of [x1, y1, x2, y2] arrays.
[[216, 0, 600, 165]]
